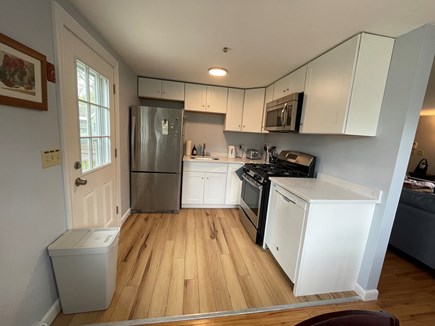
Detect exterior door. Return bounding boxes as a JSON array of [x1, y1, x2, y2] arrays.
[[56, 12, 118, 228]]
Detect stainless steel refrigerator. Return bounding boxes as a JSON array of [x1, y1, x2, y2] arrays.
[[130, 105, 183, 212]]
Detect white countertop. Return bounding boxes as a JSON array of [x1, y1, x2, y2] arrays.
[[270, 174, 382, 204], [183, 155, 265, 164]]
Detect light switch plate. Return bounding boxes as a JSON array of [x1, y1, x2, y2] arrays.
[[41, 149, 61, 168]]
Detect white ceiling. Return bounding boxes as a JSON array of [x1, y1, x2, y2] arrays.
[[69, 0, 435, 104]]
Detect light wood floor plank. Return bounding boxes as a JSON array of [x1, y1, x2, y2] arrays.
[[183, 278, 200, 315], [220, 254, 248, 310], [131, 215, 171, 319], [52, 209, 435, 326], [110, 285, 138, 322], [148, 240, 175, 317], [204, 234, 232, 311], [184, 209, 198, 280], [230, 225, 277, 307], [165, 258, 185, 316]]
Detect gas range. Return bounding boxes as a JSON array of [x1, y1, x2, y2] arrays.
[[243, 150, 316, 184], [239, 150, 316, 245]]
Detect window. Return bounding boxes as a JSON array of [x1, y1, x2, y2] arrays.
[[76, 60, 110, 172]]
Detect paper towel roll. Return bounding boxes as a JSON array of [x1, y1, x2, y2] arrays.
[[185, 140, 192, 155]]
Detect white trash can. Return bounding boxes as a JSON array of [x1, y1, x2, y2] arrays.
[[48, 228, 120, 314]]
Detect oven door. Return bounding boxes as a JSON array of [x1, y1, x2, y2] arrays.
[[240, 173, 263, 228]]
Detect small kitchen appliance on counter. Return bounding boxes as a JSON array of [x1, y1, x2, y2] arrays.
[[246, 148, 260, 160], [239, 150, 316, 245], [228, 145, 236, 158]]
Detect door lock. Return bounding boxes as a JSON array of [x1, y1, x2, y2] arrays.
[[74, 161, 82, 169], [75, 177, 88, 187]]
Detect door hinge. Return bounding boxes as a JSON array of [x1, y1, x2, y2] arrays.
[[115, 148, 118, 158], [116, 206, 119, 214], [113, 84, 116, 94]]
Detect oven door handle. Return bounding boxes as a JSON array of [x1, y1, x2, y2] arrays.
[[243, 174, 263, 189]]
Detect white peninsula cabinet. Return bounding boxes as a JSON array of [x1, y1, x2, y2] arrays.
[[264, 174, 381, 297], [182, 161, 243, 207], [300, 33, 394, 136], [225, 88, 265, 133], [185, 83, 228, 114], [138, 77, 185, 101]]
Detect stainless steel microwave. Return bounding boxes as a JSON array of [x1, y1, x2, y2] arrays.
[[264, 92, 303, 132]]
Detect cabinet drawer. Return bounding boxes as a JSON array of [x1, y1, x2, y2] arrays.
[[183, 162, 227, 173]]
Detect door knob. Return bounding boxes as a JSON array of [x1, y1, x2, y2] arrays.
[[75, 177, 88, 187]]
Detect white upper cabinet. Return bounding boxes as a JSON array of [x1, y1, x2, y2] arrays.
[[225, 88, 265, 133], [272, 65, 307, 100], [300, 33, 394, 136], [225, 88, 245, 131], [242, 88, 265, 133], [273, 74, 292, 99], [138, 77, 184, 101], [185, 83, 228, 114], [290, 65, 307, 93]]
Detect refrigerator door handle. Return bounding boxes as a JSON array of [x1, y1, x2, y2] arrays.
[[131, 115, 136, 169]]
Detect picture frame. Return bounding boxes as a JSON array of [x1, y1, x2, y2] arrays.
[[0, 32, 47, 111]]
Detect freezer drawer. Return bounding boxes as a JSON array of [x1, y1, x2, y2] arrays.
[[131, 172, 181, 212]]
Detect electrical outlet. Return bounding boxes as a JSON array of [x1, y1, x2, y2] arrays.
[[41, 149, 61, 168]]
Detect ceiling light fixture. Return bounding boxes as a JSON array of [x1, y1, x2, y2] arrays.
[[208, 67, 228, 77]]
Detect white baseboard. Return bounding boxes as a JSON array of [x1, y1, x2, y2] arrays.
[[121, 208, 131, 226], [42, 299, 60, 325], [354, 283, 379, 301]]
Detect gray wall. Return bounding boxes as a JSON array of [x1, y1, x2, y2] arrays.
[[265, 24, 435, 294], [184, 112, 265, 155], [0, 0, 137, 325], [407, 114, 435, 175]]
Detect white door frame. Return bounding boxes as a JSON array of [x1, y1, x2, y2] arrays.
[[52, 2, 121, 227]]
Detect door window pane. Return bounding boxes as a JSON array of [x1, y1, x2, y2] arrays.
[[76, 60, 111, 173]]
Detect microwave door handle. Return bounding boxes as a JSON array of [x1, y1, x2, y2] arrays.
[[281, 103, 288, 128]]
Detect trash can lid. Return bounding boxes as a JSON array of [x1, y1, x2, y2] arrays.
[[48, 227, 120, 256]]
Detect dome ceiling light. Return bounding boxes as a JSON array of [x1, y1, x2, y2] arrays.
[[208, 67, 228, 77]]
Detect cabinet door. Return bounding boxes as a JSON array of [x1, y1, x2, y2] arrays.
[[267, 185, 306, 282], [206, 86, 228, 114], [225, 164, 243, 205], [185, 83, 207, 112], [242, 88, 265, 132], [225, 88, 244, 131], [300, 36, 359, 134], [162, 80, 185, 101], [273, 74, 292, 99], [138, 77, 162, 98], [203, 172, 226, 204], [289, 65, 307, 93], [181, 171, 205, 205]]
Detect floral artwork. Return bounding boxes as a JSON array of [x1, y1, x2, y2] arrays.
[[0, 33, 47, 111], [0, 51, 36, 95]]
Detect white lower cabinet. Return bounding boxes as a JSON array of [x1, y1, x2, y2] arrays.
[[225, 163, 243, 205], [265, 181, 376, 296], [266, 185, 306, 282], [182, 162, 242, 207]]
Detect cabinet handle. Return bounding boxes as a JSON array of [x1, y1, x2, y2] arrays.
[[276, 246, 279, 251], [276, 189, 295, 204]]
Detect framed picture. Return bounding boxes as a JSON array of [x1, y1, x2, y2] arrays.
[[0, 32, 47, 111]]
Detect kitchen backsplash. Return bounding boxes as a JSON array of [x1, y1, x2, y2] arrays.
[[184, 111, 265, 155]]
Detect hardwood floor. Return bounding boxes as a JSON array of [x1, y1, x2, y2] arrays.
[[52, 209, 435, 326]]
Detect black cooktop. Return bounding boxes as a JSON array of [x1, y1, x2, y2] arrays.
[[244, 163, 305, 178], [244, 150, 316, 180]]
